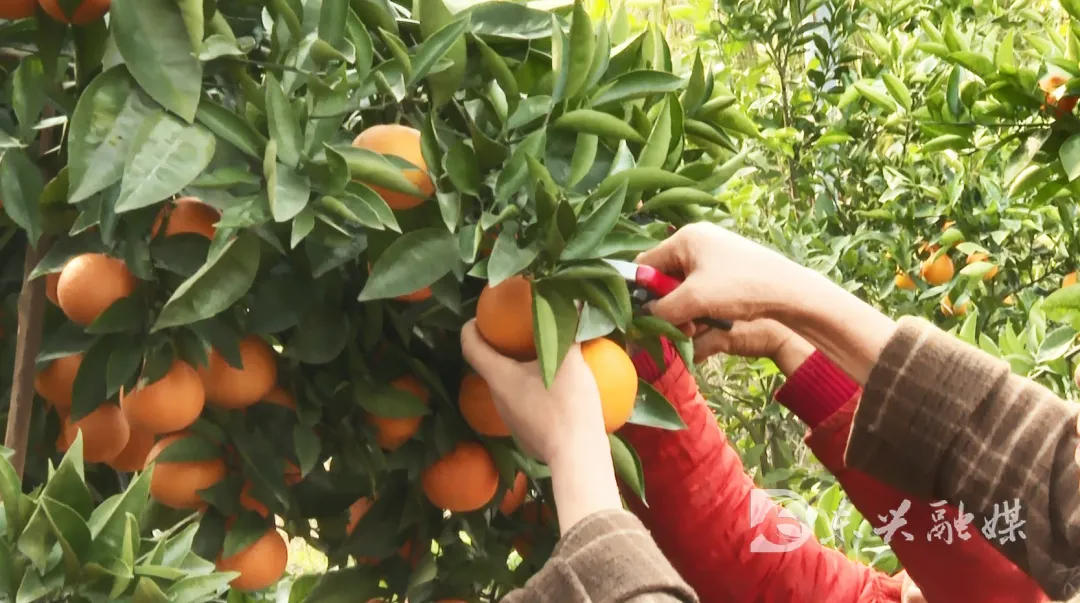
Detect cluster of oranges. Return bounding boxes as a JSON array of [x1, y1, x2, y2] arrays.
[[0, 0, 110, 25]]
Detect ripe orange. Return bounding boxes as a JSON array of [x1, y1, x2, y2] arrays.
[[475, 275, 535, 360], [61, 403, 130, 463], [498, 472, 528, 516], [262, 386, 297, 409], [239, 482, 270, 518], [369, 375, 429, 450], [421, 441, 499, 512], [198, 336, 277, 409], [919, 254, 955, 286], [38, 0, 110, 23], [121, 359, 205, 434], [0, 0, 35, 19], [151, 197, 219, 239], [109, 428, 155, 472], [34, 353, 83, 412], [56, 253, 136, 326], [1064, 272, 1078, 289], [940, 294, 969, 317], [581, 338, 638, 433], [396, 287, 432, 303], [216, 528, 288, 591], [894, 272, 916, 291], [145, 433, 227, 510], [347, 497, 374, 536], [44, 272, 60, 306], [966, 252, 999, 281], [1040, 74, 1079, 115], [458, 373, 510, 437], [352, 125, 434, 210]]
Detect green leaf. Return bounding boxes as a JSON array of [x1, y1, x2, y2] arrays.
[[1061, 134, 1080, 182], [89, 469, 152, 560], [487, 229, 539, 286], [1037, 326, 1076, 363], [532, 284, 579, 388], [641, 186, 719, 212], [267, 161, 311, 222], [0, 455, 27, 541], [134, 576, 171, 603], [294, 426, 320, 476], [474, 35, 519, 111], [0, 149, 43, 245], [562, 181, 628, 260], [358, 228, 457, 300], [996, 30, 1016, 74], [609, 434, 645, 502], [152, 433, 222, 463], [591, 70, 685, 108], [562, 0, 594, 101], [416, 0, 467, 107], [1045, 285, 1080, 331], [354, 383, 429, 418], [595, 166, 694, 197], [637, 97, 672, 169], [882, 72, 912, 111], [444, 139, 480, 195], [553, 110, 645, 143], [319, 0, 348, 50], [628, 380, 686, 430], [115, 112, 216, 213], [15, 567, 49, 603], [408, 16, 470, 87], [195, 99, 266, 160], [166, 573, 235, 603], [681, 51, 706, 115], [706, 106, 759, 138], [335, 145, 425, 197], [42, 496, 91, 577], [853, 81, 898, 113], [567, 133, 598, 188], [12, 56, 45, 140], [265, 74, 303, 168], [949, 51, 993, 78], [152, 233, 261, 331], [111, 0, 203, 122], [922, 134, 968, 153], [506, 95, 552, 130]]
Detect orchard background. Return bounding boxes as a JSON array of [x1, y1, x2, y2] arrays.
[[2, 0, 1080, 600]]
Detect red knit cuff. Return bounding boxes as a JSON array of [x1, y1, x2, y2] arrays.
[[631, 338, 679, 382], [774, 350, 859, 428]]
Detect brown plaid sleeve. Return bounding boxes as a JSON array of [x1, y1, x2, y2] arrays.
[[845, 316, 1080, 599], [503, 509, 697, 603]]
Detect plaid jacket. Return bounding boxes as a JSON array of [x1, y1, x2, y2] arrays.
[[846, 316, 1080, 600]]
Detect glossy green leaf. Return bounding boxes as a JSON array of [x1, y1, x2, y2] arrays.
[[532, 283, 579, 388], [152, 233, 261, 331], [416, 0, 466, 106], [610, 434, 645, 502], [562, 0, 594, 101], [628, 380, 686, 430], [267, 161, 311, 223], [334, 145, 425, 197], [591, 70, 685, 107], [562, 181, 628, 260], [408, 16, 470, 87], [567, 133, 598, 188], [553, 110, 645, 143], [640, 186, 719, 211], [0, 149, 43, 245], [12, 56, 45, 140], [265, 74, 303, 168], [1061, 134, 1080, 182], [115, 112, 216, 212], [358, 228, 458, 300]]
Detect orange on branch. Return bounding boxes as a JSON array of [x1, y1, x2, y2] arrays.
[[198, 336, 277, 409], [216, 528, 288, 592], [121, 359, 205, 434], [1064, 272, 1078, 289], [966, 252, 999, 281], [395, 287, 433, 303], [458, 373, 510, 437], [919, 254, 954, 286], [109, 428, 155, 472], [34, 353, 83, 412], [145, 433, 227, 510], [940, 294, 969, 317], [368, 375, 428, 450], [38, 0, 109, 23], [56, 253, 136, 326], [499, 472, 528, 516], [239, 482, 270, 518], [62, 404, 130, 463], [581, 338, 638, 433], [421, 441, 499, 512], [351, 124, 434, 210], [0, 0, 35, 19], [346, 497, 374, 536], [476, 275, 535, 360], [894, 272, 916, 291], [151, 197, 219, 239]]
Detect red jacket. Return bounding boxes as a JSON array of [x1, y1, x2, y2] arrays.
[[619, 341, 1047, 603]]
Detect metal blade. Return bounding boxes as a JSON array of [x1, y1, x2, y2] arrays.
[[602, 258, 639, 282]]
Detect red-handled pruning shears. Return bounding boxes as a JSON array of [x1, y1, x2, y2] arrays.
[[604, 259, 733, 331]]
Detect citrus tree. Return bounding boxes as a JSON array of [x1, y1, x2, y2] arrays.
[[0, 0, 757, 599]]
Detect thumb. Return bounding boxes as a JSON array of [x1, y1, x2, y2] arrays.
[[635, 236, 687, 278], [460, 320, 517, 381], [648, 273, 710, 328]]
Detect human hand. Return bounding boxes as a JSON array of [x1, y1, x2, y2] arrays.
[[692, 318, 815, 376], [635, 223, 810, 328]]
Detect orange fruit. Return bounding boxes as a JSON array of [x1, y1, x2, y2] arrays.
[[919, 254, 954, 286], [1003, 294, 1016, 306], [368, 375, 428, 450], [966, 252, 999, 281], [151, 197, 219, 239], [44, 272, 60, 306], [145, 433, 227, 510], [458, 373, 510, 437], [581, 338, 638, 433], [121, 359, 205, 434], [198, 336, 277, 409], [346, 496, 373, 536], [283, 461, 303, 486], [56, 253, 136, 326], [395, 287, 432, 303], [498, 472, 528, 516], [61, 403, 130, 463], [421, 441, 499, 512], [34, 353, 83, 412], [109, 428, 155, 472], [475, 275, 535, 360], [1041, 74, 1079, 114], [238, 482, 270, 518], [216, 528, 288, 591], [38, 0, 109, 23], [262, 386, 297, 409], [351, 125, 434, 210], [940, 295, 969, 317], [1064, 272, 1078, 289], [0, 0, 35, 19], [894, 272, 916, 291]]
